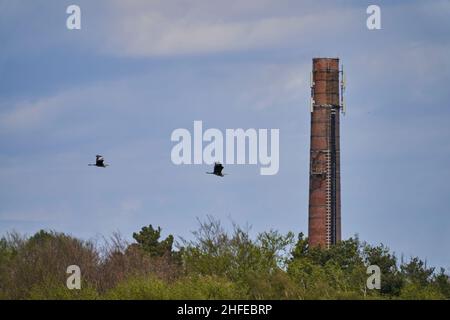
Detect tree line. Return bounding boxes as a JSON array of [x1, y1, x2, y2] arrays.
[[0, 216, 448, 299]]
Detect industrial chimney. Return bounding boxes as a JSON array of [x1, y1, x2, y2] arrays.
[[308, 58, 345, 248]]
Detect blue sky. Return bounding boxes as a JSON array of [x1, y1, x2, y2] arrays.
[[1, 0, 449, 269]]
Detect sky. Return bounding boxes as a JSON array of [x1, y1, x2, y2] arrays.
[[0, 0, 449, 269]]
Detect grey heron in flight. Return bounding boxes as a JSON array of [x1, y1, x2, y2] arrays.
[[206, 162, 226, 177], [88, 155, 109, 168]]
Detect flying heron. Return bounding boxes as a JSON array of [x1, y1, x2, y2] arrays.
[[206, 162, 226, 177], [88, 155, 109, 168]]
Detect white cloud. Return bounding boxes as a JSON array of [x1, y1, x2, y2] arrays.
[[107, 16, 307, 56], [97, 0, 357, 57], [0, 79, 135, 132], [0, 97, 62, 130], [0, 59, 311, 134]]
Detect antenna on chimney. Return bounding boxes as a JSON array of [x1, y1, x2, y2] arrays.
[[340, 65, 346, 115], [310, 71, 315, 113]]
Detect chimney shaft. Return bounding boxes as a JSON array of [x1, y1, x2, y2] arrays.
[[308, 58, 342, 248]]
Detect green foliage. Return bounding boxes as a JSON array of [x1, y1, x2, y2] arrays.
[[0, 236, 18, 262], [132, 225, 174, 258], [106, 276, 169, 299], [170, 276, 245, 299], [106, 275, 245, 300], [180, 216, 297, 300], [0, 219, 448, 300], [400, 257, 434, 286], [28, 281, 99, 300], [0, 230, 99, 299], [433, 268, 450, 298], [362, 243, 403, 296], [399, 282, 445, 300]]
